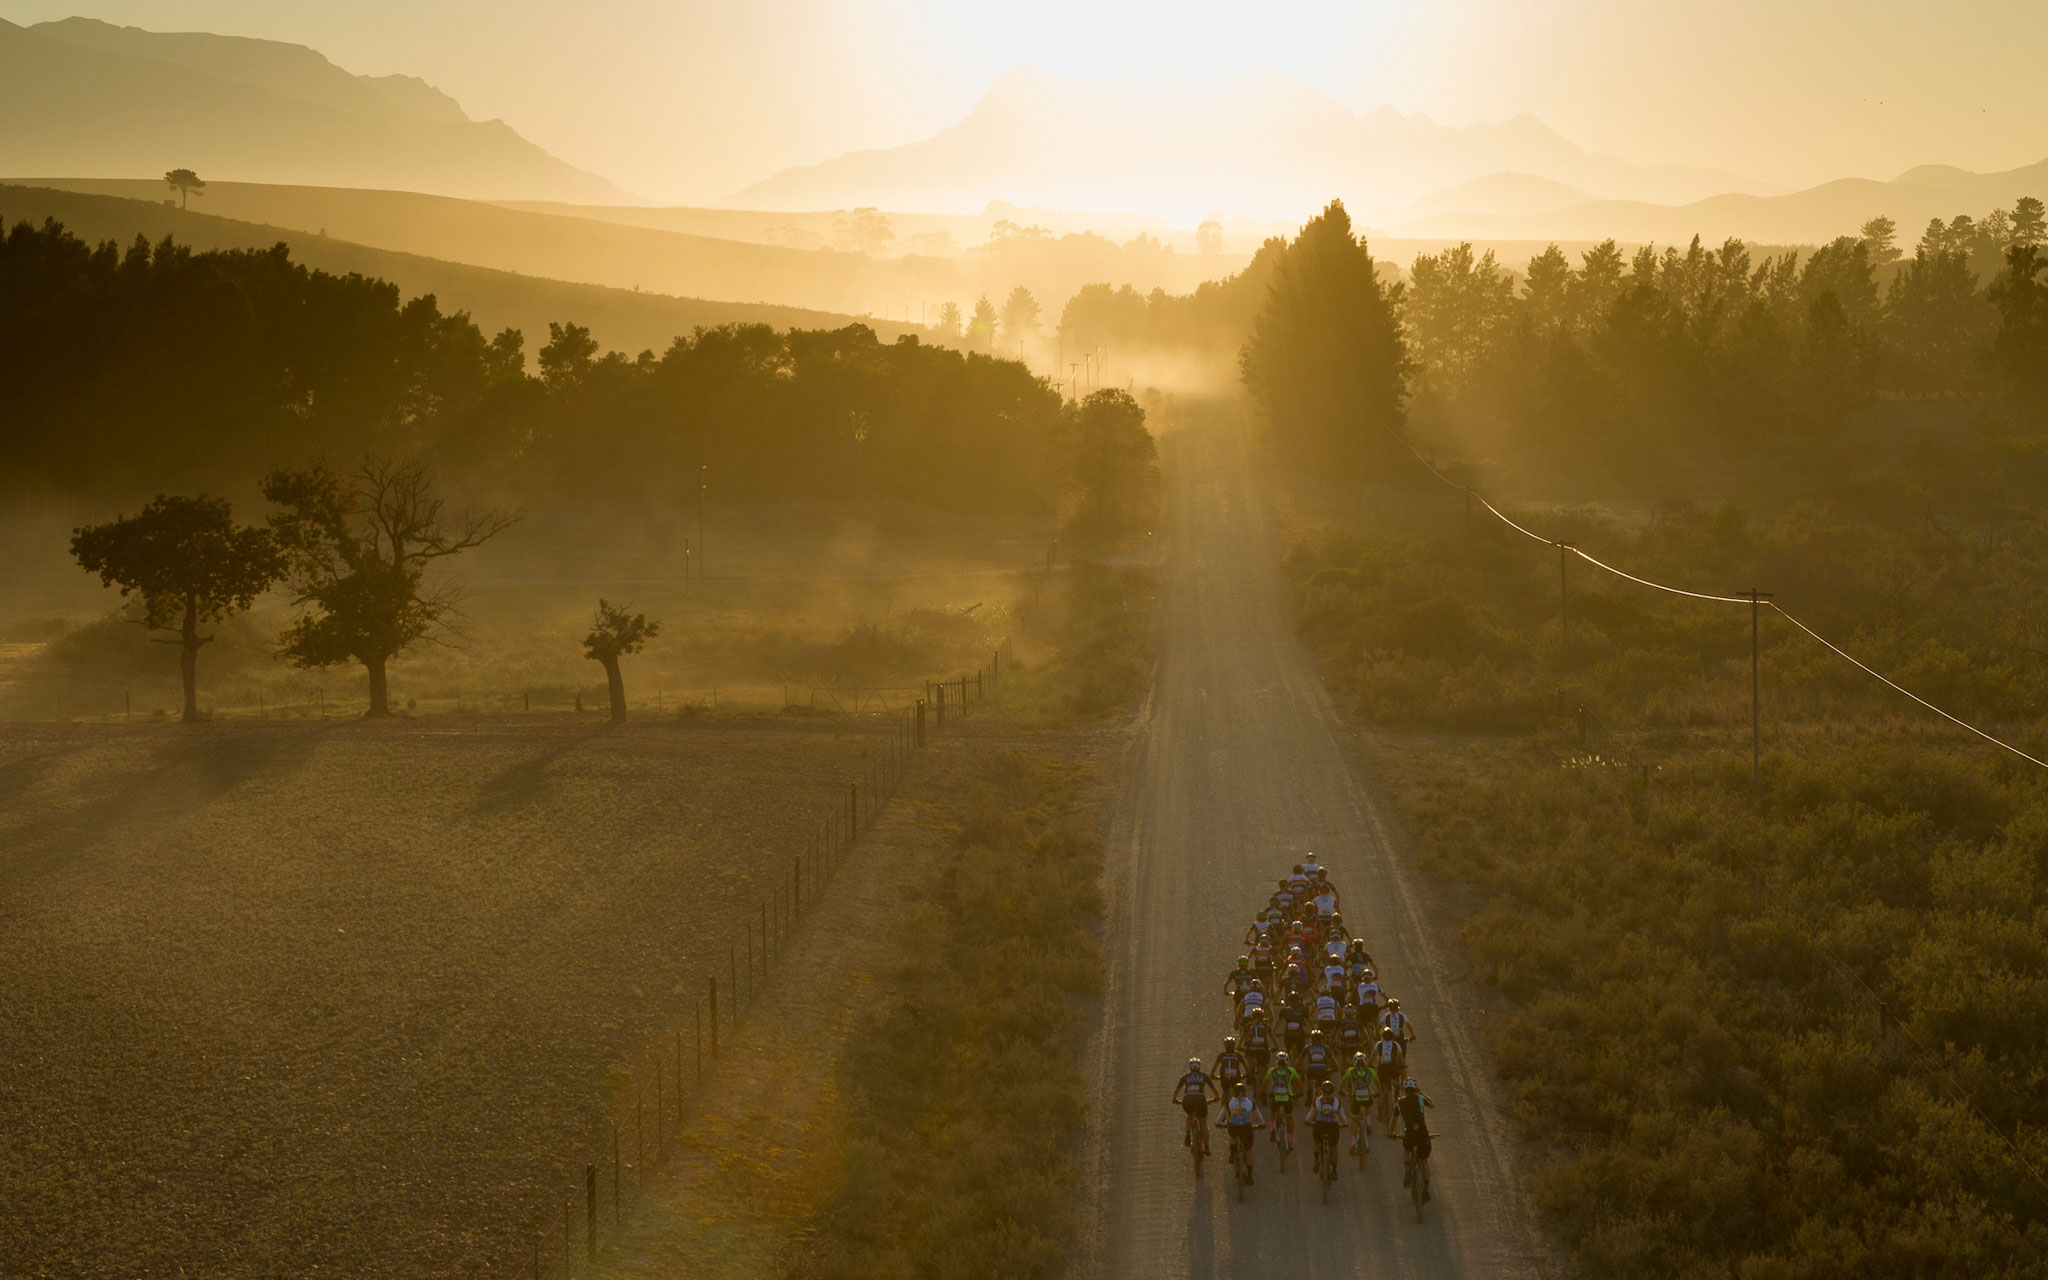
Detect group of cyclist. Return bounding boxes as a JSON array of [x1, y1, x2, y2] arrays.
[[1173, 855, 1436, 1204]]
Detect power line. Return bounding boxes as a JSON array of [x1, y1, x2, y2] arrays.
[[1388, 428, 2048, 773]]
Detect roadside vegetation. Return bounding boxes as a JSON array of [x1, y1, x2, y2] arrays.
[[1251, 196, 2048, 1275], [789, 748, 1104, 1280]]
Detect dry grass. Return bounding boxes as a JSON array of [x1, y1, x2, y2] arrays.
[[0, 715, 891, 1279]]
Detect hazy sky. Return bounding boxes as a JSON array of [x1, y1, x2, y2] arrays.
[[7, 0, 2047, 203]]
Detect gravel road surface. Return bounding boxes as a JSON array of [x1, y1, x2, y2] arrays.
[[1080, 412, 1555, 1279]]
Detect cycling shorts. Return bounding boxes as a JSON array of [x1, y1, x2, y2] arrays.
[[1181, 1097, 1208, 1118], [1402, 1129, 1432, 1160], [1226, 1122, 1257, 1146]]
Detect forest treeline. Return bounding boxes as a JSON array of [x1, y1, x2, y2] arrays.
[[1267, 196, 2048, 1274], [0, 219, 1155, 540]]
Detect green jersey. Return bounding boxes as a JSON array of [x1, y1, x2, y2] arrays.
[[1265, 1063, 1304, 1103], [1340, 1064, 1377, 1104]]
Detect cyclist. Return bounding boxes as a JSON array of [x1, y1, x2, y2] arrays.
[[1340, 1051, 1378, 1156], [1336, 1001, 1365, 1059], [1236, 977, 1266, 1026], [1313, 990, 1340, 1034], [1277, 998, 1310, 1057], [1372, 1026, 1406, 1108], [1312, 880, 1339, 921], [1225, 956, 1256, 1001], [1346, 935, 1374, 970], [1392, 1078, 1435, 1202], [1302, 852, 1325, 882], [1250, 932, 1277, 980], [1321, 956, 1349, 995], [1241, 1007, 1274, 1094], [1300, 1028, 1336, 1089], [1264, 1050, 1303, 1152], [1171, 1056, 1218, 1154], [1213, 1035, 1250, 1098], [1220, 1080, 1264, 1183], [1308, 1079, 1347, 1177], [1273, 879, 1298, 917], [1382, 996, 1414, 1047], [1288, 865, 1312, 899], [1323, 932, 1348, 966], [1354, 969, 1383, 1022]]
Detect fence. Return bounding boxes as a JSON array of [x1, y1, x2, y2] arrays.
[[509, 643, 1008, 1276]]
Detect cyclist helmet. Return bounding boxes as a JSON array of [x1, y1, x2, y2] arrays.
[[1381, 1025, 1397, 1039], [1387, 997, 1401, 1010], [1230, 1079, 1249, 1095], [1223, 1035, 1238, 1051], [1188, 1058, 1203, 1072], [1248, 1006, 1268, 1020], [1361, 968, 1376, 981], [1249, 978, 1264, 992], [1318, 1079, 1337, 1095], [1237, 955, 1250, 970], [1403, 1078, 1420, 1093], [1309, 1029, 1324, 1042], [1352, 1051, 1369, 1065], [1274, 1051, 1291, 1066]]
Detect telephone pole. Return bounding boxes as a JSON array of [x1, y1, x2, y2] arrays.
[[1742, 590, 1773, 804]]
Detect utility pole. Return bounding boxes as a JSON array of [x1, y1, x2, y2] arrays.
[[1557, 544, 1572, 666], [1743, 590, 1773, 804], [697, 465, 707, 583]]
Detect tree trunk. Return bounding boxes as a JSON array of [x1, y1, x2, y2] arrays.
[[179, 597, 201, 724], [602, 656, 627, 723], [365, 657, 390, 718]]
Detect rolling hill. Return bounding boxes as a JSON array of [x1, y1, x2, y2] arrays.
[[0, 184, 920, 358], [0, 18, 628, 203], [1391, 158, 2048, 245]]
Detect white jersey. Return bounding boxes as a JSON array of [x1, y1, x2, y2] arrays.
[[1314, 994, 1338, 1022], [1238, 990, 1265, 1019], [1225, 1094, 1259, 1125], [1313, 890, 1338, 918], [1355, 981, 1382, 1008], [1383, 1009, 1410, 1040], [1322, 963, 1348, 992]]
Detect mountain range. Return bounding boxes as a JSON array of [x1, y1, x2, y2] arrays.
[[1387, 159, 2048, 246], [0, 18, 630, 203], [722, 68, 1774, 223]]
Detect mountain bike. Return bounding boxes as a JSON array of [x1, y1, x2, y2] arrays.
[[1314, 1127, 1339, 1203], [1402, 1133, 1440, 1223], [1224, 1124, 1254, 1200], [1268, 1108, 1293, 1173]]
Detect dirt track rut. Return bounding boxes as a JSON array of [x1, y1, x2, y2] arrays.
[[1080, 412, 1554, 1279]]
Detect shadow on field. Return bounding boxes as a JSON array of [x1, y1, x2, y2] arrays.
[[0, 725, 323, 879], [468, 734, 585, 815]]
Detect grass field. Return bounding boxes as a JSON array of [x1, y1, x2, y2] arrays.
[[0, 714, 893, 1278], [0, 498, 1049, 722]]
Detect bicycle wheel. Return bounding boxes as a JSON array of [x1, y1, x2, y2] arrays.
[[1410, 1156, 1424, 1222], [1192, 1122, 1204, 1177]]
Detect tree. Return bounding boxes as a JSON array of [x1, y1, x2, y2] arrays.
[[935, 301, 965, 342], [1000, 286, 1040, 353], [583, 599, 659, 723], [2013, 197, 2046, 249], [968, 295, 999, 351], [1407, 243, 1515, 385], [264, 457, 515, 717], [538, 322, 599, 389], [1989, 244, 2048, 422], [1196, 220, 1224, 257], [71, 495, 280, 723], [1862, 216, 1902, 271], [836, 207, 895, 256], [164, 168, 205, 209], [1240, 200, 1411, 475], [1054, 389, 1158, 548]]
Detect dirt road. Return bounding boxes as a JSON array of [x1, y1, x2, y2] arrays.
[[1082, 413, 1554, 1278]]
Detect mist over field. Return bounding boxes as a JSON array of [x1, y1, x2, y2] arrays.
[[7, 3, 2048, 1277]]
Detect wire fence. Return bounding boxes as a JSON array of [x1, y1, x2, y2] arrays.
[[509, 642, 1008, 1277]]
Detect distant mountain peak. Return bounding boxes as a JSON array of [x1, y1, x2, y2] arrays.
[[3, 18, 633, 202], [722, 69, 1769, 221]]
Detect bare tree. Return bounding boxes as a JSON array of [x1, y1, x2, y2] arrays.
[[583, 600, 659, 723], [264, 457, 515, 717]]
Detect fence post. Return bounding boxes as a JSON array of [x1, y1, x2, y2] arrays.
[[916, 698, 926, 746], [585, 1165, 597, 1262], [936, 683, 946, 727], [708, 978, 719, 1058], [977, 668, 984, 701]]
